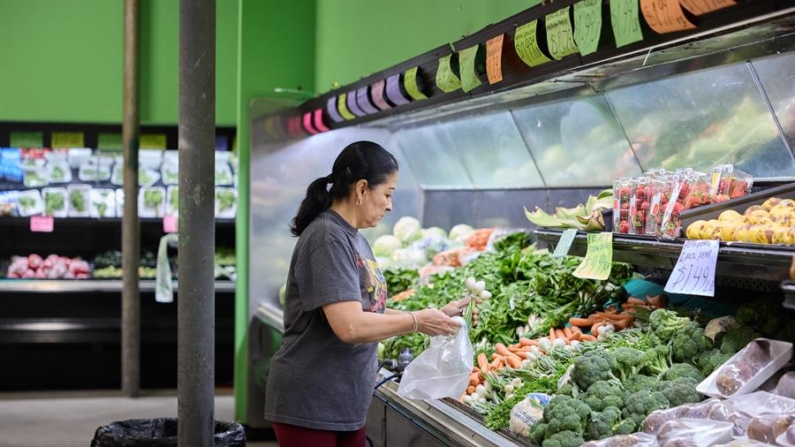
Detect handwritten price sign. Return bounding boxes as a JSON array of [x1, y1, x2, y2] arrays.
[[664, 240, 719, 296], [610, 0, 643, 48], [552, 229, 578, 258], [573, 232, 613, 280]]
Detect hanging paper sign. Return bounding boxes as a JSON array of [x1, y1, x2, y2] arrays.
[[574, 0, 603, 56], [302, 112, 318, 135], [611, 0, 644, 48], [679, 0, 735, 15], [356, 87, 379, 115], [514, 20, 552, 67], [163, 215, 178, 233], [98, 133, 123, 150], [10, 132, 43, 148], [573, 232, 613, 280], [51, 132, 84, 148], [346, 91, 367, 117], [664, 240, 718, 296], [435, 54, 462, 93], [552, 229, 578, 257], [140, 134, 167, 149], [313, 109, 330, 132], [326, 97, 345, 123], [386, 74, 410, 105], [486, 35, 504, 84], [640, 0, 696, 34], [30, 215, 54, 233], [337, 94, 357, 120], [459, 45, 482, 93], [404, 67, 428, 100], [546, 7, 580, 60], [371, 80, 391, 110]]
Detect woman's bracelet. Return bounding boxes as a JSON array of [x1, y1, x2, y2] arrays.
[[408, 311, 418, 333]]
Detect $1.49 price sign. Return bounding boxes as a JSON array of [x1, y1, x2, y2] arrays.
[[664, 240, 719, 296]]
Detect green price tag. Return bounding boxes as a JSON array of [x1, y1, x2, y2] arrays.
[[574, 0, 603, 56], [403, 67, 428, 100], [10, 131, 43, 148], [435, 54, 462, 93], [337, 93, 356, 120], [98, 133, 123, 150], [552, 229, 579, 257], [459, 45, 482, 93], [573, 232, 613, 280], [514, 20, 552, 68], [545, 7, 579, 60], [51, 132, 85, 148], [140, 134, 167, 150], [610, 0, 643, 48]]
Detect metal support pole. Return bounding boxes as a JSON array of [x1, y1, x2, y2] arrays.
[[178, 0, 216, 445], [122, 0, 140, 399]]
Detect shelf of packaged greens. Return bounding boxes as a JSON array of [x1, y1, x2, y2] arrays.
[[535, 228, 795, 281], [0, 279, 236, 293]]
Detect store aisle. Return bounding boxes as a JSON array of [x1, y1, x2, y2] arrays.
[[0, 390, 276, 447]]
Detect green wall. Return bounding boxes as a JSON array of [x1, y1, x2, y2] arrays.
[[0, 0, 238, 125], [314, 0, 530, 93]]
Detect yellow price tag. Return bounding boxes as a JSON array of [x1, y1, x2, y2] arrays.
[[51, 132, 85, 148], [337, 93, 356, 120], [574, 0, 603, 56], [545, 7, 579, 60], [459, 45, 482, 93], [403, 67, 428, 100], [435, 54, 462, 93], [514, 20, 552, 67], [573, 232, 613, 280], [140, 134, 167, 150]]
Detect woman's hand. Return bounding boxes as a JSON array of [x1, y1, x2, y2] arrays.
[[441, 296, 471, 317], [415, 309, 462, 337]]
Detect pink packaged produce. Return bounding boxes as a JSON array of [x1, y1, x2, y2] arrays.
[[711, 164, 754, 202], [629, 177, 649, 236], [644, 177, 670, 237], [615, 178, 632, 234]]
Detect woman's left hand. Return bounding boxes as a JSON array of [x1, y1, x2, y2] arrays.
[[441, 296, 471, 317]]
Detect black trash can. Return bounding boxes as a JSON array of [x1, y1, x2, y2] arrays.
[[90, 418, 246, 447]]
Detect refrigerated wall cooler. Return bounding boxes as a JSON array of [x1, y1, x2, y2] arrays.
[[244, 5, 795, 445]]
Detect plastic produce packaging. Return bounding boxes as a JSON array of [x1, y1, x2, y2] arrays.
[[67, 185, 91, 217], [397, 316, 473, 400], [42, 187, 68, 217], [697, 339, 793, 398], [655, 418, 733, 447], [643, 399, 728, 434], [139, 187, 165, 218], [746, 413, 795, 444], [776, 372, 795, 399], [46, 160, 72, 183], [776, 423, 795, 447], [90, 189, 116, 218], [714, 440, 776, 447], [508, 393, 550, 438], [581, 432, 658, 447]]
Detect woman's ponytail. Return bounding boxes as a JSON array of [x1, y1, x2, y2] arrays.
[[289, 176, 332, 236]]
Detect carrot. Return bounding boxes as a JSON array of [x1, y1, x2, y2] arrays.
[[519, 337, 537, 346], [569, 317, 595, 327], [495, 343, 514, 359], [467, 385, 476, 394], [491, 353, 501, 361], [469, 372, 481, 387], [554, 328, 564, 339], [580, 334, 597, 342], [477, 353, 489, 372], [489, 358, 502, 371], [506, 355, 522, 369], [570, 326, 582, 334], [568, 331, 582, 341], [549, 328, 556, 340], [508, 345, 522, 354], [563, 327, 573, 339]]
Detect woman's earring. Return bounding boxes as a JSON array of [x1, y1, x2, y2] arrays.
[[355, 197, 362, 206]]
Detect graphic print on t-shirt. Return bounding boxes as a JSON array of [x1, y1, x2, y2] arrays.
[[357, 254, 387, 313]]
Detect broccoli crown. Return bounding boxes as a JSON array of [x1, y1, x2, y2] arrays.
[[662, 363, 705, 383], [543, 395, 592, 434], [582, 380, 625, 412], [736, 299, 786, 336], [671, 321, 712, 363], [643, 345, 672, 375], [623, 374, 660, 394], [720, 325, 760, 354], [695, 349, 732, 376], [622, 390, 670, 426], [542, 430, 586, 447], [612, 347, 646, 381], [650, 309, 690, 343], [586, 406, 622, 440], [530, 421, 548, 444], [659, 377, 703, 407], [572, 352, 619, 391]]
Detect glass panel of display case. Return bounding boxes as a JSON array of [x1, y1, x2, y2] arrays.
[[606, 62, 795, 179], [752, 52, 795, 156], [439, 111, 545, 189], [512, 96, 642, 186], [393, 124, 475, 189]]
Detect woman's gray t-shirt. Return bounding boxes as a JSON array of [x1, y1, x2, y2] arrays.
[[264, 210, 388, 431]]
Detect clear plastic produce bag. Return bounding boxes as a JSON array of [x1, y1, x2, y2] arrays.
[[397, 316, 474, 400]]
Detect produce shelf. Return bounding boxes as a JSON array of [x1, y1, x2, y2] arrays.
[[0, 217, 236, 226], [0, 279, 236, 293], [535, 228, 795, 281]]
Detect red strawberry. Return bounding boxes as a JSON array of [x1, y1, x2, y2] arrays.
[[619, 220, 630, 233]]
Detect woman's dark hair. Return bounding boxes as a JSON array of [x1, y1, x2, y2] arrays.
[[290, 141, 398, 236]]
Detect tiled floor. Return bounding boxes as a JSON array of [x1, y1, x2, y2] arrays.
[[0, 389, 277, 447]]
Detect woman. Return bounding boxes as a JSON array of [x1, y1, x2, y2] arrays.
[[264, 141, 469, 447]]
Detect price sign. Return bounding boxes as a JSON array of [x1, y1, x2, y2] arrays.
[[546, 7, 579, 60], [486, 34, 504, 84], [337, 93, 356, 120], [302, 112, 318, 135], [514, 20, 552, 67], [98, 133, 123, 150], [356, 87, 379, 114], [30, 216, 54, 233], [140, 134, 167, 150], [51, 132, 84, 148], [459, 45, 482, 93], [163, 215, 178, 233], [574, 0, 603, 56], [436, 54, 462, 93], [552, 229, 578, 257], [346, 90, 367, 117], [679, 0, 735, 15], [610, 0, 644, 48], [664, 240, 718, 296], [386, 74, 410, 106], [640, 0, 695, 34], [404, 67, 428, 100], [326, 97, 344, 123], [573, 232, 613, 280], [371, 80, 391, 110], [313, 109, 330, 132], [10, 132, 43, 148]]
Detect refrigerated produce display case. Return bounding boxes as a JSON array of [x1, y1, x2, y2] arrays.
[[245, 2, 795, 446]]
